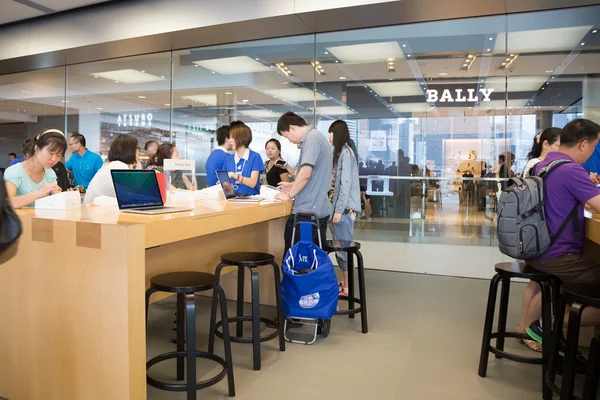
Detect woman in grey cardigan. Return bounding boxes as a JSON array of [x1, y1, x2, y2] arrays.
[[328, 120, 361, 297]]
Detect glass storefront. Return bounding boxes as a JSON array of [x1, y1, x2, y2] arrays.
[[1, 5, 599, 250]]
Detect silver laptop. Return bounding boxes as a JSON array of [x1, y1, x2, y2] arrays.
[[111, 170, 193, 214], [215, 170, 263, 202]]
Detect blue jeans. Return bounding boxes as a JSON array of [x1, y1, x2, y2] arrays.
[[329, 213, 354, 272]]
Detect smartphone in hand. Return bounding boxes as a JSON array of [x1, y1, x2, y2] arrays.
[[275, 159, 287, 167]]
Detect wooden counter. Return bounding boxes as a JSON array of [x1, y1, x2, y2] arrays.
[[0, 199, 292, 400]]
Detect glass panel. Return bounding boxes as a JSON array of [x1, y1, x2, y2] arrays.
[[0, 67, 67, 171], [171, 35, 315, 188], [65, 53, 173, 165], [315, 15, 508, 246]]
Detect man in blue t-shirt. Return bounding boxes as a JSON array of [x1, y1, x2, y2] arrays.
[[205, 125, 234, 186], [65, 133, 103, 189]]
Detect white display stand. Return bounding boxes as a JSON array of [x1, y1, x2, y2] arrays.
[[35, 191, 81, 210]]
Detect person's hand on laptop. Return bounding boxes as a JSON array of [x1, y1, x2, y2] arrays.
[[274, 191, 291, 202]]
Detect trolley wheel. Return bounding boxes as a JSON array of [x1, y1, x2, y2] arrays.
[[320, 319, 331, 338]]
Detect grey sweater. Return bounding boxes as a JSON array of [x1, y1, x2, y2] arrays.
[[332, 145, 361, 215]]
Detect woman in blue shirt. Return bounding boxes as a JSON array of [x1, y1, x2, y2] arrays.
[[224, 124, 264, 196], [4, 129, 68, 209]]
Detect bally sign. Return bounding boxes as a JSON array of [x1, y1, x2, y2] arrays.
[[426, 88, 494, 103]]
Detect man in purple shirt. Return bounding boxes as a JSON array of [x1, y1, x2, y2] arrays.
[[518, 119, 600, 351]]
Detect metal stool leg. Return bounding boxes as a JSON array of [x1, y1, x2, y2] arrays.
[[478, 274, 501, 378], [217, 285, 236, 397], [184, 293, 196, 400], [540, 281, 553, 400], [236, 265, 245, 338], [583, 336, 600, 400], [176, 292, 185, 381], [272, 262, 286, 352], [145, 287, 157, 328], [561, 302, 585, 400], [250, 268, 261, 370], [495, 276, 511, 357], [356, 250, 368, 334], [347, 251, 355, 320], [546, 293, 565, 393], [208, 287, 219, 354]]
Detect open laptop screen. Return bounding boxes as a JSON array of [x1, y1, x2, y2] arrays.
[[111, 170, 163, 209], [215, 170, 237, 199]]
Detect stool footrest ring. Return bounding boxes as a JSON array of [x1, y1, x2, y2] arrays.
[[335, 296, 362, 316], [214, 316, 280, 343], [146, 350, 227, 391], [487, 332, 543, 364]]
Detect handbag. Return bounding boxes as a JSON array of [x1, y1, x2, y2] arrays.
[[0, 172, 22, 251]]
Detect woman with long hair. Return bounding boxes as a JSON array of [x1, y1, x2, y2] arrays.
[[263, 138, 295, 186], [224, 124, 264, 195], [147, 143, 197, 190], [522, 127, 561, 178], [4, 129, 67, 209], [84, 135, 140, 204], [328, 120, 361, 297]]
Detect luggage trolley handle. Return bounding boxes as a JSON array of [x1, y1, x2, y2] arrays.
[[291, 212, 322, 248]]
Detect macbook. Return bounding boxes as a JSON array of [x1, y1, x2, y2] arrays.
[[111, 170, 193, 214], [215, 170, 263, 202]]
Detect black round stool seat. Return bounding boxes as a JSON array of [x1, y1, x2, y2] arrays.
[[220, 252, 275, 267], [494, 262, 554, 280], [561, 283, 600, 307], [323, 240, 361, 252], [150, 271, 218, 293]]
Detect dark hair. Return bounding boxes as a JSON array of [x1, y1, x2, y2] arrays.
[[531, 127, 561, 158], [499, 155, 506, 163], [230, 121, 245, 128], [147, 143, 175, 167], [22, 138, 34, 158], [108, 135, 139, 164], [34, 129, 67, 155], [560, 118, 600, 148], [70, 133, 86, 147], [8, 152, 17, 158], [230, 124, 253, 148], [329, 120, 358, 168], [216, 125, 231, 146], [277, 112, 307, 135], [265, 138, 282, 152], [144, 140, 159, 151]]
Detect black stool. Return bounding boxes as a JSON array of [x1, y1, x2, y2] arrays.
[[478, 262, 560, 400], [213, 252, 285, 371], [145, 272, 235, 400], [546, 283, 600, 400], [323, 240, 368, 334]]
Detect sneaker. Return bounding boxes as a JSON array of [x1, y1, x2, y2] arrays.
[[525, 320, 544, 343], [339, 289, 349, 297]]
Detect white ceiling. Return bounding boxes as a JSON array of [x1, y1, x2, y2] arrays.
[[0, 0, 112, 25]]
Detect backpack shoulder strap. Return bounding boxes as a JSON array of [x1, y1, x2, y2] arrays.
[[537, 159, 571, 179]]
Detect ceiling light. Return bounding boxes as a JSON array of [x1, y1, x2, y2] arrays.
[[407, 54, 412, 57], [242, 99, 249, 103], [96, 107, 102, 110], [62, 100, 69, 103], [138, 96, 146, 99], [501, 62, 506, 66], [339, 76, 347, 80], [545, 70, 553, 73], [593, 30, 598, 34], [194, 65, 199, 67], [225, 92, 233, 95], [192, 56, 272, 75], [581, 42, 586, 45], [335, 60, 339, 63], [438, 72, 448, 76], [90, 69, 165, 84], [182, 94, 217, 105], [164, 104, 170, 106], [212, 71, 216, 74], [160, 76, 165, 79], [489, 37, 493, 40], [467, 54, 473, 58], [327, 41, 404, 64], [463, 64, 468, 67], [255, 58, 260, 60], [270, 66, 274, 69], [487, 49, 491, 51], [94, 75, 98, 78]]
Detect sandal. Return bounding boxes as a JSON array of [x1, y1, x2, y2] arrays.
[[523, 339, 542, 353]]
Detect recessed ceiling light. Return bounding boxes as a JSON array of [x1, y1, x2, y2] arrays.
[[270, 66, 274, 69], [335, 60, 339, 63], [138, 96, 146, 99], [545, 70, 553, 73], [141, 70, 145, 73], [90, 69, 165, 84], [62, 100, 69, 103], [212, 71, 216, 74], [255, 57, 260, 60], [225, 92, 233, 95], [487, 49, 491, 52], [439, 72, 448, 76], [94, 75, 98, 78], [96, 107, 103, 110], [194, 65, 199, 67], [324, 51, 329, 54], [339, 76, 347, 80], [489, 37, 493, 40], [242, 99, 249, 103], [463, 64, 468, 67], [502, 62, 506, 66], [593, 30, 598, 34], [467, 55, 473, 58], [160, 76, 165, 79], [193, 56, 272, 75], [581, 42, 585, 46], [164, 104, 170, 106]]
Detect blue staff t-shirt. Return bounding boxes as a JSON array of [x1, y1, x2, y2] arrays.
[[223, 149, 264, 196], [582, 142, 600, 174], [205, 147, 230, 187], [65, 149, 103, 189]]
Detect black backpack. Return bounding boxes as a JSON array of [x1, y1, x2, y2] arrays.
[[0, 172, 22, 253]]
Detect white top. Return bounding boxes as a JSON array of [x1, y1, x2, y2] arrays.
[[234, 148, 250, 164], [522, 158, 542, 178], [84, 161, 129, 204]]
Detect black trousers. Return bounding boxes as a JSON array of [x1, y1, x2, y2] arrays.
[[283, 214, 329, 260]]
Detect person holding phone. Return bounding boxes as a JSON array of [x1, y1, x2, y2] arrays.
[[4, 129, 67, 209], [224, 124, 264, 195], [263, 138, 295, 187]]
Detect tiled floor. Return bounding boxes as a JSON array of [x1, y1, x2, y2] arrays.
[[145, 270, 556, 400]]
